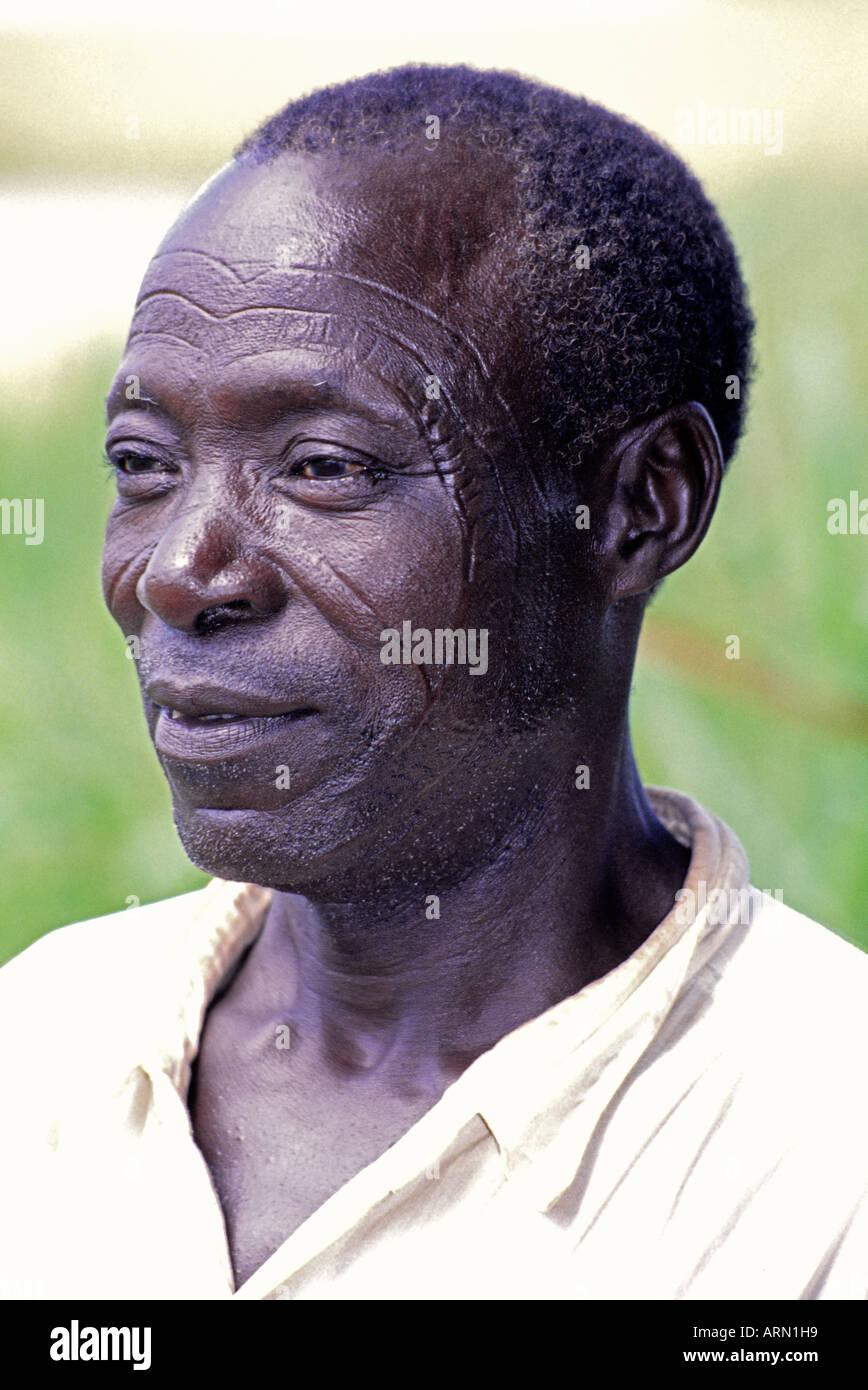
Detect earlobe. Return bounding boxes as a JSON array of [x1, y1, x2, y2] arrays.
[[600, 402, 724, 603]]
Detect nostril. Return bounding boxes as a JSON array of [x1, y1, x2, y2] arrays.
[[194, 600, 254, 636]]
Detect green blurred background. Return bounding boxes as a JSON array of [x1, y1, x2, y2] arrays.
[[1, 0, 865, 964]]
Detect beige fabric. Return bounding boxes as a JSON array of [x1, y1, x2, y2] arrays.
[[0, 787, 865, 1300]]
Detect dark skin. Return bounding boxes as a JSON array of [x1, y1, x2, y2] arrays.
[[102, 142, 722, 1286]]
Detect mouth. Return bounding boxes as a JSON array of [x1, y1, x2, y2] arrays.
[[149, 693, 320, 763], [159, 707, 309, 724]]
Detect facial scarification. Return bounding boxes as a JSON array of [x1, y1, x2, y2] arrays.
[[127, 247, 535, 666]]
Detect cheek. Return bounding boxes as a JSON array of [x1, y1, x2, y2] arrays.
[[278, 479, 468, 642], [100, 473, 469, 648], [101, 511, 156, 634]]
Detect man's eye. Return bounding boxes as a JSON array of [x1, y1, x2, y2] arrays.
[[293, 457, 369, 481], [108, 452, 165, 474]]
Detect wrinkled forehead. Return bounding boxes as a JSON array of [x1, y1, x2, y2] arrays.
[[125, 149, 532, 472]]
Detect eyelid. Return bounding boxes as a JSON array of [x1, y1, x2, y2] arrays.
[[104, 435, 172, 461], [289, 454, 387, 480], [280, 434, 385, 464], [105, 449, 172, 471]]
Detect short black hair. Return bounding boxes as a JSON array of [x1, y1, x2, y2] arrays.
[[235, 62, 754, 473]]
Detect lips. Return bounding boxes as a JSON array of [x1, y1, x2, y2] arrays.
[[145, 679, 315, 720], [145, 681, 320, 763], [154, 707, 318, 761], [163, 709, 241, 722]]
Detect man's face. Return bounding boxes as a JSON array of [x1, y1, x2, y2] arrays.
[[102, 147, 600, 896]]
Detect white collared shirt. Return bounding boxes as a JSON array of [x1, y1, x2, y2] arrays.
[[1, 788, 866, 1300]]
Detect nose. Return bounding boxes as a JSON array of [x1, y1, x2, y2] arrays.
[[136, 498, 287, 634]]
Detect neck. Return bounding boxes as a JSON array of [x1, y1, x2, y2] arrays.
[[242, 730, 690, 1086]]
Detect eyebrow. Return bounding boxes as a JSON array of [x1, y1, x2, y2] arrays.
[[104, 372, 416, 436], [104, 388, 164, 421]]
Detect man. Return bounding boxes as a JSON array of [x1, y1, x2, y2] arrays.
[[1, 64, 865, 1300]]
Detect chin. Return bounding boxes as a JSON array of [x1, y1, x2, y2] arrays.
[[172, 804, 320, 890], [169, 795, 456, 904], [170, 799, 397, 899]]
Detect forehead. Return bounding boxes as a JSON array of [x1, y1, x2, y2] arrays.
[[138, 145, 520, 321], [111, 148, 528, 455]]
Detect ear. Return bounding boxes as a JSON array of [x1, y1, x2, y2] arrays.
[[591, 402, 724, 603]]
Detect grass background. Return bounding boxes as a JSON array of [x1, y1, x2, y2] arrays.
[[1, 7, 865, 964]]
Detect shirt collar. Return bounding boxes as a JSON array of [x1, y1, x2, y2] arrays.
[[162, 879, 273, 1099]]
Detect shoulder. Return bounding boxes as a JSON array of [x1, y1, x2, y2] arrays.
[[0, 884, 227, 1080], [748, 890, 867, 966], [663, 889, 868, 1128], [702, 889, 868, 1025], [0, 885, 213, 996]]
